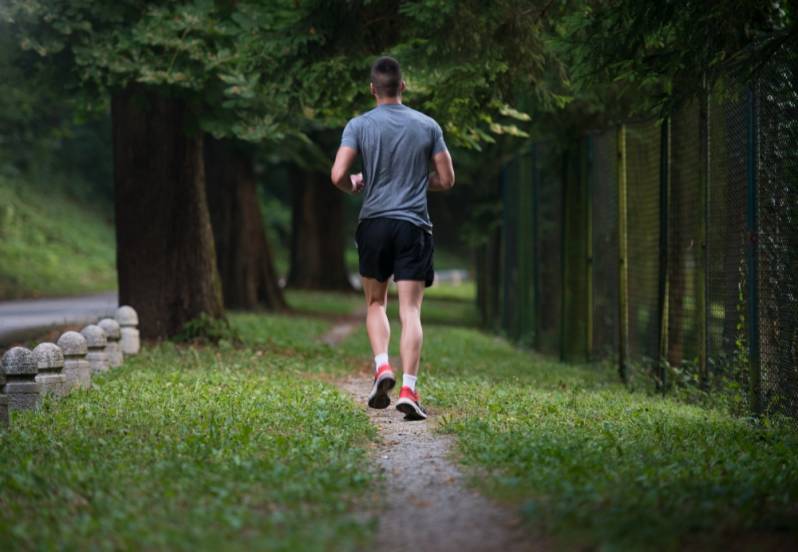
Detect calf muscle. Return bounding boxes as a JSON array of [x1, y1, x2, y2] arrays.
[[397, 280, 425, 376]]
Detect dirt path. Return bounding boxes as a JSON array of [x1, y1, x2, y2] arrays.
[[322, 315, 545, 552]]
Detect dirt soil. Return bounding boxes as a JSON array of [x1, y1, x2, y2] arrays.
[[324, 316, 546, 552]]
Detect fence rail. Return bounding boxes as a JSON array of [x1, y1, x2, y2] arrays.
[[485, 53, 798, 417]]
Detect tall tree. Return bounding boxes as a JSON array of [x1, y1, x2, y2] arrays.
[[2, 1, 300, 336], [112, 87, 223, 337], [287, 166, 351, 290], [5, 0, 571, 323], [205, 138, 286, 309]]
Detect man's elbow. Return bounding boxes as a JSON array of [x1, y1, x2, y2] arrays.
[[442, 174, 455, 190], [330, 167, 343, 187]]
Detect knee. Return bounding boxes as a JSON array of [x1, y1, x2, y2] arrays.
[[399, 306, 421, 327]]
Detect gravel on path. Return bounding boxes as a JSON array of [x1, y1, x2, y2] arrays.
[[323, 316, 546, 552]]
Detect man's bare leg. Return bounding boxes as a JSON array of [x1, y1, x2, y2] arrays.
[[362, 277, 390, 358], [363, 277, 395, 409], [397, 280, 425, 375], [395, 280, 428, 420]]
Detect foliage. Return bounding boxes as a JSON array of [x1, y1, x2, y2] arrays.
[[0, 177, 116, 300], [0, 313, 375, 550], [557, 0, 797, 116], [1, 1, 565, 154]]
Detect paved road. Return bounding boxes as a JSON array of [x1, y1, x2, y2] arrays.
[[0, 270, 470, 346], [0, 292, 118, 347]]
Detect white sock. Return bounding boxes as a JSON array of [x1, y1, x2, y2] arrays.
[[374, 353, 389, 370], [403, 374, 417, 392]]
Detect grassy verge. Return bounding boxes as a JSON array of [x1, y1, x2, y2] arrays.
[[0, 309, 374, 550], [0, 179, 117, 300], [337, 293, 798, 550], [4, 289, 795, 550]]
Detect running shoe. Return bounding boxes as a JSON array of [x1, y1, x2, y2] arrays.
[[395, 386, 428, 420], [367, 364, 396, 409]]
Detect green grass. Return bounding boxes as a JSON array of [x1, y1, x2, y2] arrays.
[[337, 295, 798, 550], [424, 280, 476, 301], [0, 179, 117, 299], [284, 290, 362, 318], [4, 290, 796, 550], [0, 311, 375, 550]]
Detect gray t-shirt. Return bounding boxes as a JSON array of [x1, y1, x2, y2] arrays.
[[341, 103, 447, 233]]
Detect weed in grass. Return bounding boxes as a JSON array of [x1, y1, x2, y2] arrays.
[[174, 313, 241, 345]]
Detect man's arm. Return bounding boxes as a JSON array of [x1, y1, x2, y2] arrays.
[[331, 146, 364, 193], [428, 150, 455, 192]]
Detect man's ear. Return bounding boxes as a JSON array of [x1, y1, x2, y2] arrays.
[[400, 80, 406, 94], [370, 82, 377, 97]]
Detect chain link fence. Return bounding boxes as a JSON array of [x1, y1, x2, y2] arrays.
[[707, 89, 750, 393], [757, 53, 798, 415], [489, 48, 798, 417], [626, 121, 662, 370], [589, 130, 619, 361]]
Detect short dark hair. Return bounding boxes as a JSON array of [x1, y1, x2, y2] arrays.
[[370, 56, 402, 98]]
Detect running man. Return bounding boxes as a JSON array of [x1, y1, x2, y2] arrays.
[[330, 56, 455, 421]]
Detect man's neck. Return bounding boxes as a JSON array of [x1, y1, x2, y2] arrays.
[[375, 96, 402, 106]]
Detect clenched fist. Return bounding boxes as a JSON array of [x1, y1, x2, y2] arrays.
[[350, 172, 365, 193]]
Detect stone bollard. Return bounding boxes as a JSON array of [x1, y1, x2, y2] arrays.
[[1, 347, 41, 411], [57, 331, 91, 391], [81, 325, 109, 375], [98, 318, 123, 368], [116, 305, 140, 355], [33, 343, 67, 397]]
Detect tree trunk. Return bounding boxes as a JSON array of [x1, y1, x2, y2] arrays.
[[204, 137, 287, 310], [288, 167, 352, 290], [112, 87, 224, 339]]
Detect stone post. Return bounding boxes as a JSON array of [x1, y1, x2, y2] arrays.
[[1, 347, 41, 411], [98, 318, 123, 368], [57, 331, 91, 390], [116, 305, 140, 355], [33, 343, 67, 397], [81, 325, 109, 375]]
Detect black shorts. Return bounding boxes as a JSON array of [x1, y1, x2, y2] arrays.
[[355, 218, 435, 287]]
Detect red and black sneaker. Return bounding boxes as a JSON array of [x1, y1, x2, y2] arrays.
[[395, 386, 428, 421], [367, 364, 396, 409]]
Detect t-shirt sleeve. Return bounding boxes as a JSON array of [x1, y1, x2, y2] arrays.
[[340, 118, 360, 150], [431, 121, 448, 155]]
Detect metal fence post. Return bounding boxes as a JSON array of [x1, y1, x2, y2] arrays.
[[532, 145, 541, 350], [698, 90, 711, 388], [500, 166, 510, 334], [517, 151, 535, 345], [618, 125, 630, 383], [746, 86, 762, 415], [560, 151, 568, 361], [586, 135, 594, 360], [658, 118, 671, 389]]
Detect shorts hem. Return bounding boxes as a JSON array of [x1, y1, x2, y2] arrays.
[[394, 274, 435, 288], [359, 271, 391, 283]]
